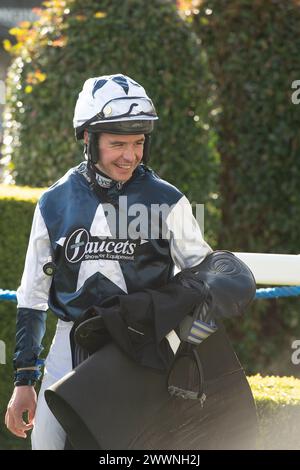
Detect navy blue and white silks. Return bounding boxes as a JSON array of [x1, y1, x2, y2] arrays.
[[14, 162, 211, 449]]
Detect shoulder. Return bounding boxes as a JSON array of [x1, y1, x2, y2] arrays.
[[139, 165, 184, 205], [39, 164, 85, 212]]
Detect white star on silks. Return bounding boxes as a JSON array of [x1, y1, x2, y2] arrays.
[[56, 204, 129, 293]]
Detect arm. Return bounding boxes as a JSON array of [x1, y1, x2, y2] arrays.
[[165, 195, 213, 348], [6, 203, 52, 438], [166, 195, 212, 270], [167, 198, 255, 345]]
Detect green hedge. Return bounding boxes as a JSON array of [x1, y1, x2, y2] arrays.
[[2, 0, 218, 216], [193, 0, 300, 251], [0, 185, 57, 450], [184, 0, 300, 375]]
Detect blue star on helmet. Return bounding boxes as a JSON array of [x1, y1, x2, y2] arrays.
[[112, 75, 129, 94], [92, 79, 108, 98], [92, 75, 141, 98]]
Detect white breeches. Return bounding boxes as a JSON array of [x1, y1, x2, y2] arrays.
[[31, 319, 73, 450]]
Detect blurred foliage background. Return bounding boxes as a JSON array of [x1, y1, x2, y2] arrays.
[[2, 0, 218, 207], [1, 0, 300, 450]]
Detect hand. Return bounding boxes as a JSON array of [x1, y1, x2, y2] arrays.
[[5, 386, 37, 438]]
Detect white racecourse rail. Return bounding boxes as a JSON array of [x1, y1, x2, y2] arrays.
[[234, 252, 300, 286]]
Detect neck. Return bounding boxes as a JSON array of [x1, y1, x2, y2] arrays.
[[93, 165, 116, 188]]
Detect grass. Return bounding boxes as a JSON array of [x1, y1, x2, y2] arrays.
[[249, 374, 300, 449]]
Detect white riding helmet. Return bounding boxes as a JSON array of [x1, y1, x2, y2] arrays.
[[73, 74, 158, 140]]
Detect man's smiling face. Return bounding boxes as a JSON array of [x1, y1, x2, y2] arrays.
[[85, 132, 145, 182]]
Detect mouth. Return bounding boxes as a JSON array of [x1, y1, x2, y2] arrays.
[[115, 164, 132, 170]]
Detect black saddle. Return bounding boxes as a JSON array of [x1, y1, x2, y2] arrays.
[[44, 322, 258, 450]]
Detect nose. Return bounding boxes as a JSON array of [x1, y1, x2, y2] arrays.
[[122, 145, 135, 162]]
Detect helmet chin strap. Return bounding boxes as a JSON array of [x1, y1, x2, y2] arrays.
[[142, 135, 151, 165], [83, 154, 118, 206], [87, 132, 100, 165]]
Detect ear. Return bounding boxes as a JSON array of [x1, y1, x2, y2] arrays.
[[83, 130, 89, 144]]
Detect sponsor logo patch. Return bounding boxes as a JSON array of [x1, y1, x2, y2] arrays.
[[64, 228, 140, 263]]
